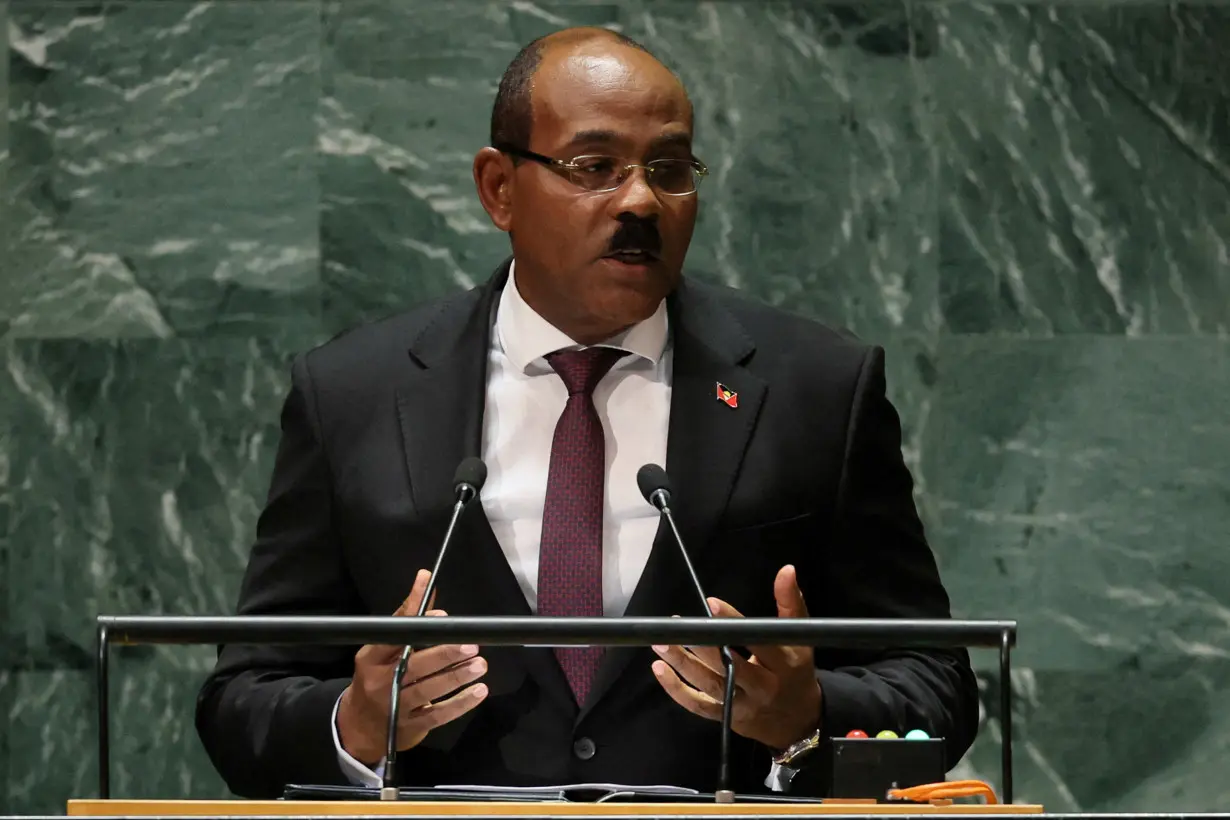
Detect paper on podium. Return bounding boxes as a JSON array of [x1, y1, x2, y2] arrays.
[[439, 783, 700, 798], [280, 781, 713, 803]]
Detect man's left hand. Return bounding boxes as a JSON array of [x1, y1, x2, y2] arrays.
[[650, 564, 822, 751]]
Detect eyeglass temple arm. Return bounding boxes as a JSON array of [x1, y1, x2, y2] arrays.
[[494, 144, 569, 168]]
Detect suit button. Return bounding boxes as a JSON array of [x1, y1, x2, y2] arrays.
[[573, 737, 596, 761]]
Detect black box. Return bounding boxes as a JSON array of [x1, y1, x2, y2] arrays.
[[824, 737, 947, 799]]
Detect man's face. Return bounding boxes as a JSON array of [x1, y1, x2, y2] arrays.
[[506, 43, 698, 341]]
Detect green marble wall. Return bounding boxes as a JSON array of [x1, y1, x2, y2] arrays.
[[2, 0, 1228, 813]]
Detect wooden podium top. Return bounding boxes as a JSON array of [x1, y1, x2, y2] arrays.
[[67, 800, 1044, 817]]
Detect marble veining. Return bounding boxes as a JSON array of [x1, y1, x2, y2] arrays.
[[931, 4, 1230, 335], [5, 1, 322, 342]]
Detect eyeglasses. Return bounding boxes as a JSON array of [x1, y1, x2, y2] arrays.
[[496, 144, 708, 196]]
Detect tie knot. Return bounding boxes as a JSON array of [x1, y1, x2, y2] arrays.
[[546, 347, 627, 396]]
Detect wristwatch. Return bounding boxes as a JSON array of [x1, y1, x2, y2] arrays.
[[764, 728, 824, 792]]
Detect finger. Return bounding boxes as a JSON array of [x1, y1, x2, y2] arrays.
[[667, 641, 735, 679], [399, 569, 435, 616], [358, 610, 452, 672], [398, 683, 489, 746], [747, 566, 811, 669], [688, 645, 772, 698], [400, 640, 477, 681], [651, 644, 729, 701], [357, 571, 434, 664], [680, 643, 727, 675], [654, 644, 767, 703], [656, 643, 776, 706], [774, 564, 809, 619], [693, 598, 780, 688], [404, 655, 488, 706], [357, 636, 410, 666], [409, 607, 450, 651], [698, 598, 746, 667], [684, 600, 775, 693], [651, 660, 723, 721], [748, 640, 796, 672], [706, 597, 745, 618]]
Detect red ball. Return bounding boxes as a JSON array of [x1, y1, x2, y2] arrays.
[[845, 730, 869, 739]]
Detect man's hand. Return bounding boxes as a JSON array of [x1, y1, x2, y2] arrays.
[[650, 564, 822, 751], [336, 569, 489, 765]]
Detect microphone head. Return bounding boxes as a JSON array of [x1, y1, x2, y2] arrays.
[[636, 463, 672, 507], [454, 457, 488, 493]]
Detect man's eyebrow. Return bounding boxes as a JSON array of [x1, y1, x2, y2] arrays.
[[651, 132, 693, 151], [564, 129, 694, 152], [565, 129, 621, 147]]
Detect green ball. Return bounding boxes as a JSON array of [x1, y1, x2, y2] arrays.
[[875, 729, 899, 739], [905, 729, 930, 740]]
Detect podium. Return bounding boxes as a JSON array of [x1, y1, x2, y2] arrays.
[[90, 615, 1021, 817], [67, 800, 1046, 817]]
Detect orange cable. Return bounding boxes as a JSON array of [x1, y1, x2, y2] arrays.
[[886, 779, 999, 804]]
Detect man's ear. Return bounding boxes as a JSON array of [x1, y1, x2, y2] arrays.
[[473, 147, 513, 233]]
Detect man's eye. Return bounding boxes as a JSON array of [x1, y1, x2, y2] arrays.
[[577, 159, 616, 174]]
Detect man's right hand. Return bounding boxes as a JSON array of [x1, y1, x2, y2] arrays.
[[336, 569, 489, 766]]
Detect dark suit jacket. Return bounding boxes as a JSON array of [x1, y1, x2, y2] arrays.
[[195, 259, 979, 799]]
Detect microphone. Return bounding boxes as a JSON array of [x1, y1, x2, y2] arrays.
[[636, 464, 737, 804], [381, 456, 487, 800]]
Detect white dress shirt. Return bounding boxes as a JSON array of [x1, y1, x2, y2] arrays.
[[335, 261, 672, 784], [482, 262, 672, 616]]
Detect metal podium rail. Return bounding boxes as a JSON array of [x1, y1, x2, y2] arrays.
[[94, 616, 1018, 802]]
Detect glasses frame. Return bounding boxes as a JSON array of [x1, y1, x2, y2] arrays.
[[496, 143, 709, 196]]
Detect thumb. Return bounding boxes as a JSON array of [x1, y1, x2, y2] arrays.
[[364, 570, 432, 663], [395, 569, 433, 616], [774, 565, 809, 619]]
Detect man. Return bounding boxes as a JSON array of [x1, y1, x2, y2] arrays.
[[195, 27, 979, 799]]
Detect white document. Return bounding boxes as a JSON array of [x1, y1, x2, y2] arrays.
[[436, 783, 700, 796]]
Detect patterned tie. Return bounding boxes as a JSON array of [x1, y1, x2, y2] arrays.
[[537, 346, 627, 704]]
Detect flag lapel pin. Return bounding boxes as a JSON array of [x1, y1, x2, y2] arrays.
[[715, 382, 738, 409]]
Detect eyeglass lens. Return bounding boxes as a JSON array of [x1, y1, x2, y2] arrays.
[[569, 156, 700, 194]]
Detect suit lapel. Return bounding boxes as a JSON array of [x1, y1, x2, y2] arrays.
[[394, 259, 574, 713], [579, 280, 767, 722]]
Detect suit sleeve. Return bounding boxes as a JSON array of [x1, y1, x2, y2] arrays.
[[195, 352, 364, 798], [812, 346, 980, 770]]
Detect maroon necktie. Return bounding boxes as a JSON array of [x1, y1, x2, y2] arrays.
[[537, 346, 627, 704]]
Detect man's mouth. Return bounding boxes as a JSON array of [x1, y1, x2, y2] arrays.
[[605, 249, 659, 264]]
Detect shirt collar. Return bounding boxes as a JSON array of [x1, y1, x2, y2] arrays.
[[495, 259, 669, 374]]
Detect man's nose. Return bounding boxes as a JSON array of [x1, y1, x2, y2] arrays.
[[608, 166, 663, 220]]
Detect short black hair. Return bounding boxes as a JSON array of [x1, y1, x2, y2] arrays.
[[489, 28, 654, 153]]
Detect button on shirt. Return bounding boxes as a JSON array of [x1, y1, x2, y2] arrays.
[[334, 261, 672, 784]]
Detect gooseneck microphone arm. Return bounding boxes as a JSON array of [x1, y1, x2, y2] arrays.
[[381, 457, 487, 801], [638, 464, 738, 804]]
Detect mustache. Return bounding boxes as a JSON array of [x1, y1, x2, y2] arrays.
[[606, 219, 662, 257]]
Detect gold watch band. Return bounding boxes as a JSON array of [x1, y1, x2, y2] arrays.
[[772, 728, 824, 767]]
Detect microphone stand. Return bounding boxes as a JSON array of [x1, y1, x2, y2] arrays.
[[381, 481, 478, 801], [652, 488, 737, 804]]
